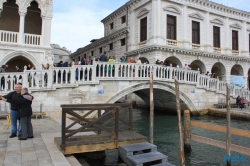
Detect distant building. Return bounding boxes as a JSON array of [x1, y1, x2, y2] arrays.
[[51, 44, 71, 66], [70, 0, 250, 88]]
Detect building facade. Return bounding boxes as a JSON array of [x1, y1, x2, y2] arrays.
[[0, 0, 53, 71], [70, 0, 250, 88]]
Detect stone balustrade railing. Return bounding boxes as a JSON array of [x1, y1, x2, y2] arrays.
[[0, 30, 18, 43], [0, 62, 249, 100], [24, 33, 41, 45]]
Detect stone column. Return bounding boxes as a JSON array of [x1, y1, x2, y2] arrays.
[[41, 16, 52, 46], [222, 17, 230, 55], [182, 5, 189, 48], [18, 11, 26, 44], [241, 21, 248, 57], [205, 12, 212, 52]]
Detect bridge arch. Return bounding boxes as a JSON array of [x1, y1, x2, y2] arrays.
[[106, 81, 197, 113], [164, 56, 182, 67]]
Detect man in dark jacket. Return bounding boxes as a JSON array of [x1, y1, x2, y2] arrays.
[[2, 83, 22, 138], [2, 87, 34, 140]]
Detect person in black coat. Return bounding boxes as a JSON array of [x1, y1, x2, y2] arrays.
[[1, 87, 34, 140]]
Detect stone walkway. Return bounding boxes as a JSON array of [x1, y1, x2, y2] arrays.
[[0, 117, 81, 166], [209, 104, 250, 120]]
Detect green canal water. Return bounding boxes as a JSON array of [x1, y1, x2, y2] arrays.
[[76, 108, 250, 166]]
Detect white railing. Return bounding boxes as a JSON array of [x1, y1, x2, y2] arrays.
[[0, 30, 18, 43], [0, 62, 249, 101], [24, 33, 41, 45], [166, 39, 179, 47]]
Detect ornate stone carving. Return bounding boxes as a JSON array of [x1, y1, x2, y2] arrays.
[[137, 8, 149, 18], [69, 90, 85, 104], [45, 50, 54, 66], [163, 5, 181, 14], [210, 18, 224, 25], [189, 12, 204, 20], [230, 23, 242, 29]]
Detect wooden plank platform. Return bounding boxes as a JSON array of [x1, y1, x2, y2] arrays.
[[54, 131, 147, 154]]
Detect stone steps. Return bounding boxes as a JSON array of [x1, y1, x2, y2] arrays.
[[119, 142, 175, 166]]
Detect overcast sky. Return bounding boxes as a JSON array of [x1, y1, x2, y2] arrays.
[[51, 0, 250, 53]]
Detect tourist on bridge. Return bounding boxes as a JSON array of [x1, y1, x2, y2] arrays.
[[120, 56, 126, 63], [99, 51, 108, 62], [1, 87, 34, 140]]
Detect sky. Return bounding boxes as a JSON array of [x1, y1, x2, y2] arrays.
[[51, 0, 250, 53]]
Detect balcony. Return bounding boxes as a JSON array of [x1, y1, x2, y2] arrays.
[[166, 39, 179, 47], [0, 30, 41, 46]]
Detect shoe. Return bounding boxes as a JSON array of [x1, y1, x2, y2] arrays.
[[18, 135, 21, 138], [18, 138, 27, 140], [27, 136, 34, 138], [9, 134, 17, 138]]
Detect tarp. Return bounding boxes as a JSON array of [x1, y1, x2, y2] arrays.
[[230, 75, 245, 87]]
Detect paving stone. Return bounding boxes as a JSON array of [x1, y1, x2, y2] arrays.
[[22, 160, 39, 166], [36, 152, 51, 160], [21, 147, 35, 153], [53, 162, 71, 166], [6, 149, 21, 156], [22, 152, 37, 162], [4, 154, 22, 164]]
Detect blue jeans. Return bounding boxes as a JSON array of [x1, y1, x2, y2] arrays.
[[10, 110, 21, 135]]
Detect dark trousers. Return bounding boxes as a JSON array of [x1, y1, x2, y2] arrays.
[[20, 116, 33, 139]]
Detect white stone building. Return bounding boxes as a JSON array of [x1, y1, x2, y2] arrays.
[[70, 0, 250, 88], [0, 0, 53, 71]]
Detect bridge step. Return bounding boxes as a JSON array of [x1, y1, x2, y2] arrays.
[[119, 142, 157, 157], [152, 162, 175, 166], [127, 151, 167, 166]]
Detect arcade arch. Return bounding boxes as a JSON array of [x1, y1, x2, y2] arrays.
[[1, 51, 40, 70], [211, 62, 226, 81], [230, 64, 244, 76], [164, 56, 182, 67], [139, 57, 149, 64], [0, 0, 19, 32], [189, 60, 206, 74]]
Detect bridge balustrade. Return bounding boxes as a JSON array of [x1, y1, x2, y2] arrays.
[[0, 62, 249, 101]]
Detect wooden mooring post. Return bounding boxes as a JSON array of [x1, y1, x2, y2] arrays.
[[149, 72, 154, 144], [184, 110, 191, 152], [174, 77, 185, 166], [226, 83, 231, 166]]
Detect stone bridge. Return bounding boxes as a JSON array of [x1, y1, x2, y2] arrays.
[[0, 62, 249, 116]]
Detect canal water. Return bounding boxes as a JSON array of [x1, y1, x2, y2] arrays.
[[76, 108, 250, 166]]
